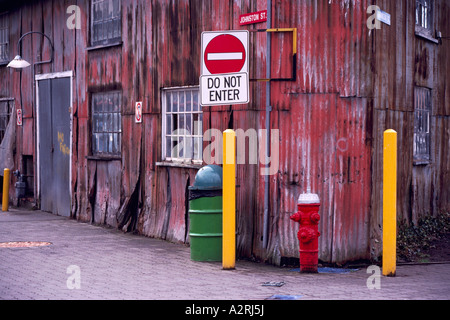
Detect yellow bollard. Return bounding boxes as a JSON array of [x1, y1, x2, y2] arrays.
[[222, 129, 236, 270], [2, 168, 10, 212], [383, 129, 397, 277]]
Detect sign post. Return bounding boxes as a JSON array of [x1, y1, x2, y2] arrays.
[[200, 30, 249, 106]]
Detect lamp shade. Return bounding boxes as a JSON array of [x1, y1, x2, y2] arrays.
[[7, 55, 31, 69]]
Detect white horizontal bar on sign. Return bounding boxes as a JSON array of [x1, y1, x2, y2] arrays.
[[207, 52, 243, 61]]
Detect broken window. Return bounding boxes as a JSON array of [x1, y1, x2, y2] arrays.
[[91, 0, 121, 47], [0, 99, 13, 144], [162, 87, 203, 164], [0, 13, 9, 64], [91, 91, 122, 156], [413, 87, 432, 163], [416, 0, 433, 31]]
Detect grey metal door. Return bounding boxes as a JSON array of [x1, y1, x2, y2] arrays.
[[38, 77, 71, 217]]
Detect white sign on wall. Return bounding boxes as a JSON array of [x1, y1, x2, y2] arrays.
[[135, 101, 142, 123], [200, 30, 249, 106]]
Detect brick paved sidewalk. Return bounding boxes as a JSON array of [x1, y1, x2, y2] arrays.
[[1, 208, 449, 301]]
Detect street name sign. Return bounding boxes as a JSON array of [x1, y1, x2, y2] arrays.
[[239, 10, 267, 26]]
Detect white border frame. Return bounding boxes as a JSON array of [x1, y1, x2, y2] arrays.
[[35, 71, 73, 213], [161, 85, 202, 165]]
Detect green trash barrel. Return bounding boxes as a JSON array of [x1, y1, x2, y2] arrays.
[[188, 165, 222, 261]]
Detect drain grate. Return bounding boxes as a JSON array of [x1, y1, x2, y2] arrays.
[[262, 281, 285, 287], [266, 294, 303, 300], [0, 241, 52, 248]]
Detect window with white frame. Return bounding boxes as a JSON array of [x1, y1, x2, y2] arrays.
[[0, 13, 9, 64], [91, 0, 121, 47], [162, 87, 203, 164], [413, 87, 432, 163], [91, 91, 122, 156], [0, 99, 13, 143]]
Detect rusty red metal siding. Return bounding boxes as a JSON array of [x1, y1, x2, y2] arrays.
[[0, 0, 448, 265]]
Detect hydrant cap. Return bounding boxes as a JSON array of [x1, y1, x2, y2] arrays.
[[191, 165, 223, 190], [298, 193, 320, 204]]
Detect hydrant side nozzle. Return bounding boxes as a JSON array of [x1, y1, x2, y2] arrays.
[[311, 212, 320, 223], [290, 212, 301, 223]]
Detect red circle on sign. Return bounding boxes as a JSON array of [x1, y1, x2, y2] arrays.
[[204, 34, 246, 75]]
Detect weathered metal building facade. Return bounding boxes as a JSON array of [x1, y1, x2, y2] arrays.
[[0, 0, 449, 264]]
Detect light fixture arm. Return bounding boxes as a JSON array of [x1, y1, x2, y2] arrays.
[[17, 31, 54, 66]]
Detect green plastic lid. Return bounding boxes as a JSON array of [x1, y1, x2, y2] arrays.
[[190, 165, 223, 190]]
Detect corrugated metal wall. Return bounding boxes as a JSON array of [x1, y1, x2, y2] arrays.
[[369, 0, 450, 260], [0, 0, 448, 264]]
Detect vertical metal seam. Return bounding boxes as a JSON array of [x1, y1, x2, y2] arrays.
[[263, 0, 272, 250]]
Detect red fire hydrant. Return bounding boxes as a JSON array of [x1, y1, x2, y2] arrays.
[[290, 193, 321, 273]]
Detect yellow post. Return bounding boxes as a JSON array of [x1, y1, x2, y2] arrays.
[[223, 129, 236, 270], [383, 129, 397, 277], [2, 168, 10, 212]]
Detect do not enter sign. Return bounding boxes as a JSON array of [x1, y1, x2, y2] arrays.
[[201, 31, 249, 76], [204, 34, 246, 75], [201, 30, 249, 106]]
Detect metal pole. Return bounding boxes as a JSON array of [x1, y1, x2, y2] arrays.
[[263, 0, 272, 250], [382, 129, 397, 277], [2, 169, 11, 211], [223, 129, 236, 270]]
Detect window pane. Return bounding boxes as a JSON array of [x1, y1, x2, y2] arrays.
[[166, 115, 172, 135], [113, 19, 119, 39], [97, 133, 103, 153], [106, 113, 112, 132], [193, 91, 199, 111], [178, 137, 184, 158], [184, 136, 193, 159], [171, 136, 178, 158], [112, 113, 118, 132], [172, 92, 178, 113], [186, 91, 192, 112], [166, 93, 172, 113], [113, 0, 120, 17], [95, 95, 102, 112], [179, 91, 185, 112], [96, 114, 103, 132], [93, 114, 98, 133], [186, 113, 192, 135], [199, 113, 203, 133], [112, 92, 119, 112], [117, 133, 121, 153], [166, 137, 172, 158], [93, 133, 98, 153], [194, 137, 202, 161], [179, 113, 185, 132], [193, 113, 202, 136]]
